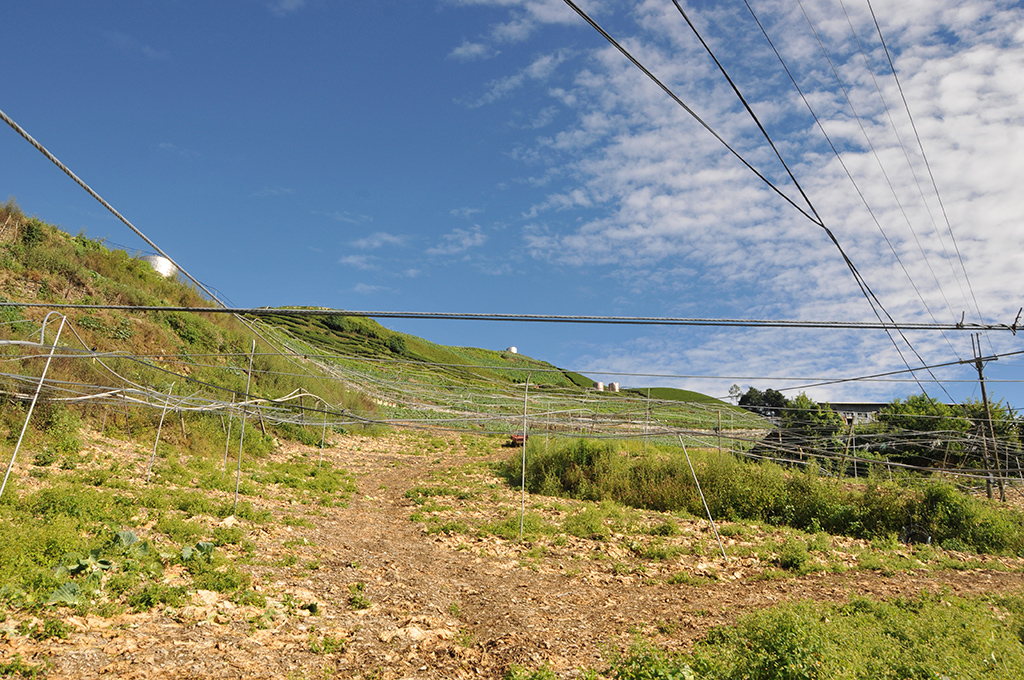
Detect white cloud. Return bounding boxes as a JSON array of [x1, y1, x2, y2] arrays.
[[353, 282, 393, 294], [449, 41, 498, 60], [338, 255, 378, 270], [350, 232, 406, 249], [327, 211, 373, 225], [466, 50, 570, 107], [157, 142, 200, 158], [445, 0, 592, 43], [474, 0, 1024, 400], [251, 186, 293, 197], [268, 0, 306, 17], [426, 226, 488, 256], [103, 30, 170, 61], [451, 206, 484, 219]]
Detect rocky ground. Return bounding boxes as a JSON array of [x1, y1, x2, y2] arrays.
[[2, 430, 1023, 679]]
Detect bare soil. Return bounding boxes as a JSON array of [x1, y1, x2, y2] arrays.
[[3, 430, 1023, 679]]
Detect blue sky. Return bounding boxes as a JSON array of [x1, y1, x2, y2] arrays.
[[3, 0, 1023, 407]]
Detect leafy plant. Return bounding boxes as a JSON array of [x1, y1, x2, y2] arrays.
[[347, 582, 370, 610]]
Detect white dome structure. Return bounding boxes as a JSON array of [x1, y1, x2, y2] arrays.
[[141, 255, 177, 278]]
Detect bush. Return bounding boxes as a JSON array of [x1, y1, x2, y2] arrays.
[[504, 439, 1024, 554], [128, 583, 186, 611], [689, 594, 1024, 679], [385, 334, 407, 355]]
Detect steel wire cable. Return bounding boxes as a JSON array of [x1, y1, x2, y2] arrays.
[[785, 0, 955, 400], [838, 0, 969, 338], [740, 0, 961, 362], [865, 0, 986, 336], [4, 302, 1021, 332], [830, 0, 965, 334], [558, 0, 822, 226], [0, 108, 224, 306]]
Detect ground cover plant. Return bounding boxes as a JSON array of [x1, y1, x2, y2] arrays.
[[498, 437, 1024, 556], [592, 591, 1024, 680], [0, 414, 357, 619], [0, 426, 1021, 678]]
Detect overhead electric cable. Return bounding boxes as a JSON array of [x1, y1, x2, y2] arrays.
[[0, 107, 224, 306], [669, 0, 822, 226], [865, 0, 988, 338], [2, 302, 1020, 331], [667, 0, 936, 398], [837, 0, 964, 335], [778, 0, 959, 399], [739, 0, 958, 362], [740, 0, 951, 389], [0, 108, 337, 404], [557, 0, 822, 226]]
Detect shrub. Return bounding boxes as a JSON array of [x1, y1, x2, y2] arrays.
[[20, 218, 46, 247], [503, 439, 1024, 554], [128, 583, 186, 612], [385, 334, 407, 355], [688, 593, 1024, 680]]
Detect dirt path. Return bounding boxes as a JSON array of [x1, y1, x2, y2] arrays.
[[4, 432, 1024, 679]]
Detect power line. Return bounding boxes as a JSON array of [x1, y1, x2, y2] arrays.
[[740, 0, 960, 364], [0, 107, 225, 307], [557, 0, 822, 226], [2, 301, 1021, 331], [562, 0, 945, 401], [865, 0, 987, 340]]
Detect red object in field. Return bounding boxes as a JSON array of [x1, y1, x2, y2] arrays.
[[510, 434, 529, 446]]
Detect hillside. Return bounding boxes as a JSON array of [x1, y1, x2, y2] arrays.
[[3, 199, 1024, 680], [0, 198, 752, 439]]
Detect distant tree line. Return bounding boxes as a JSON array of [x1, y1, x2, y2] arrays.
[[733, 386, 1022, 474]]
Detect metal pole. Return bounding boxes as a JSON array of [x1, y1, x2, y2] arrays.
[[234, 340, 256, 512], [717, 410, 722, 459], [519, 374, 531, 541], [645, 388, 650, 454], [0, 315, 67, 500], [146, 383, 176, 483], [222, 396, 234, 474], [678, 434, 727, 560], [318, 406, 327, 473], [122, 392, 132, 445], [973, 334, 1003, 501]]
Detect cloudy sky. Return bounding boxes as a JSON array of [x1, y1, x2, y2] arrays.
[[3, 0, 1023, 406]]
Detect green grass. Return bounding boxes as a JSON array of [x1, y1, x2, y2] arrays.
[[502, 438, 1024, 555], [534, 592, 1024, 680]]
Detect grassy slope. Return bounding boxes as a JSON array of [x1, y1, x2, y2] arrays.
[[0, 198, 754, 432], [257, 311, 589, 389]]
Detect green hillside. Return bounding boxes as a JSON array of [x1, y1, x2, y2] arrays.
[[0, 198, 761, 437], [256, 310, 589, 389], [625, 386, 730, 406]]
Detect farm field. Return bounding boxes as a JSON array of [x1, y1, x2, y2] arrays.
[[3, 427, 1023, 679]]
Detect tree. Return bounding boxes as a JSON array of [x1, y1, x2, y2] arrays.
[[875, 394, 969, 467], [728, 384, 742, 404], [385, 334, 407, 355], [738, 387, 788, 419], [960, 398, 1022, 471], [780, 393, 845, 454], [782, 393, 844, 432]]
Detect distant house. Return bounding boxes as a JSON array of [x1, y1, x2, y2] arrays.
[[824, 402, 890, 425]]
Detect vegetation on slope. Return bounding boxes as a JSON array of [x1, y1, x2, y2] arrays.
[[500, 438, 1024, 555], [590, 592, 1024, 680], [256, 310, 594, 390]]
